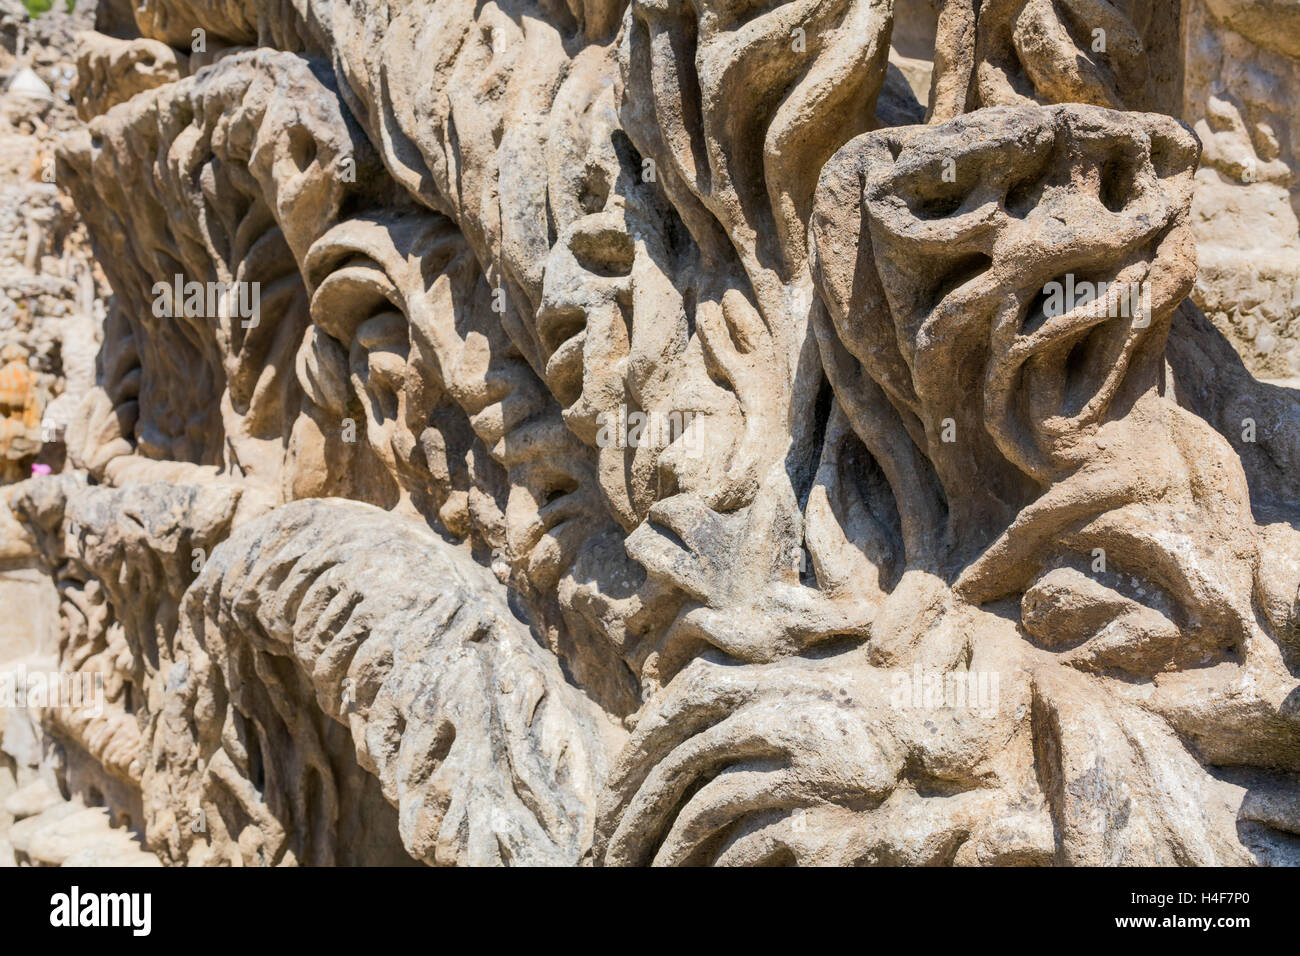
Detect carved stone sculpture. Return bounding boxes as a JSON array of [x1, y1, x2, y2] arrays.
[[1, 0, 1298, 866]]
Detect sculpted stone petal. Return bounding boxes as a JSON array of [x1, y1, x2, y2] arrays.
[[1, 0, 1298, 869], [160, 497, 623, 865]]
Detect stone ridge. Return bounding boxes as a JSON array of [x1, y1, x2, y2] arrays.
[[0, 0, 1298, 867]]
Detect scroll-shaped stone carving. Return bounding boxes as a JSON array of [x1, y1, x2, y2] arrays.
[[929, 0, 1181, 120], [796, 104, 1297, 863], [156, 498, 624, 866], [70, 32, 185, 122], [813, 104, 1199, 553], [57, 49, 376, 483], [560, 102, 1299, 868], [622, 0, 894, 279], [130, 0, 331, 55], [299, 210, 640, 715]]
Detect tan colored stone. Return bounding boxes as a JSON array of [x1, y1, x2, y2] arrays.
[[1, 0, 1297, 867]]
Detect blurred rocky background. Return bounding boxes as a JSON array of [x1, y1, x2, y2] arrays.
[[0, 0, 140, 868]]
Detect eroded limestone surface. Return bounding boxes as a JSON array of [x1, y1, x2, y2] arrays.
[[1, 0, 1299, 866]]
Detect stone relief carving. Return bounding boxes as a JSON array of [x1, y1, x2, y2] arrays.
[[1, 0, 1299, 866]]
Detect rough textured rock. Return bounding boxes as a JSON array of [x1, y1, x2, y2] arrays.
[[1, 0, 1299, 866], [156, 498, 621, 865], [1183, 0, 1300, 378]]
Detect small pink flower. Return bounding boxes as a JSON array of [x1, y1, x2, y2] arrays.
[[31, 463, 52, 476]]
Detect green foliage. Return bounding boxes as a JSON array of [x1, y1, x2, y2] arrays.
[[21, 0, 75, 16]]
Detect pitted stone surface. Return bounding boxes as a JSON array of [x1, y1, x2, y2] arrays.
[[0, 0, 1298, 866]]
